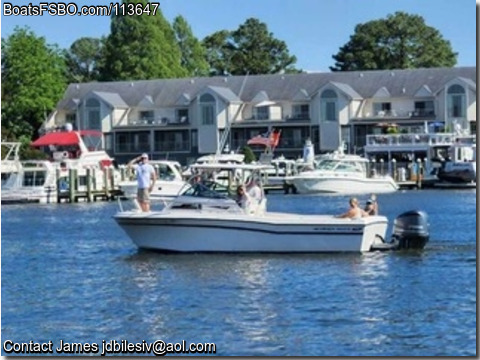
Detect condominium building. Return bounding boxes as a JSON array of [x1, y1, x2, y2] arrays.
[[48, 66, 476, 164]]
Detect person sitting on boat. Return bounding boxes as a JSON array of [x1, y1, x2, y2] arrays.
[[364, 194, 378, 215], [337, 197, 368, 219], [128, 153, 157, 212], [236, 185, 251, 211]]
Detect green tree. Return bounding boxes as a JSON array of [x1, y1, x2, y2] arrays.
[[202, 30, 233, 76], [242, 146, 256, 164], [99, 0, 186, 81], [1, 26, 67, 140], [172, 15, 209, 77], [65, 37, 103, 83], [330, 11, 457, 71], [203, 18, 299, 75]]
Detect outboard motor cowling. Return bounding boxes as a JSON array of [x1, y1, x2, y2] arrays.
[[391, 210, 429, 250]]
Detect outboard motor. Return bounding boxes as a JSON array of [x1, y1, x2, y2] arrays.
[[391, 210, 429, 250]]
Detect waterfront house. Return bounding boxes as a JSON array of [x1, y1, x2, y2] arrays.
[[46, 67, 476, 164]]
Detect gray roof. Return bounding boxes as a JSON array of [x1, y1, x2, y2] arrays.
[[57, 67, 476, 110]]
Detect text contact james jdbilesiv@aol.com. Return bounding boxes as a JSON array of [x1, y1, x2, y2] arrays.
[[3, 339, 217, 356]]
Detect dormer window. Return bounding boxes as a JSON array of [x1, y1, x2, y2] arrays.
[[255, 106, 269, 120]]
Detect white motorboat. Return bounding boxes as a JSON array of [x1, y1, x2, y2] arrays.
[[1, 160, 58, 204], [2, 127, 119, 204], [286, 151, 398, 194], [119, 160, 190, 200], [114, 164, 428, 253]]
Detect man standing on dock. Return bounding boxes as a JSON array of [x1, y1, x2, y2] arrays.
[[128, 153, 156, 212]]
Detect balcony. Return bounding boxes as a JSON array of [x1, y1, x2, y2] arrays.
[[365, 133, 455, 148], [154, 140, 190, 152], [123, 117, 190, 127]]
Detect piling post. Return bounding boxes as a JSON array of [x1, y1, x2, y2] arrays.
[[416, 158, 423, 189], [370, 159, 376, 178], [391, 158, 397, 180], [69, 168, 76, 203], [109, 165, 116, 199], [103, 167, 109, 200], [379, 158, 384, 176], [56, 168, 61, 203], [86, 167, 93, 202], [120, 165, 126, 182]]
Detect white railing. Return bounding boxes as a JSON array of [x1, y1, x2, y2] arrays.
[[365, 133, 457, 147]]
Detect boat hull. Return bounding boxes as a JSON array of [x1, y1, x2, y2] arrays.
[[289, 175, 398, 194], [114, 211, 388, 253]]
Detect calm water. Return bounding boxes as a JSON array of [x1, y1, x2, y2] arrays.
[[1, 189, 476, 356]]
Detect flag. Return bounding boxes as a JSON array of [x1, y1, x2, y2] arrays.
[[247, 130, 281, 148]]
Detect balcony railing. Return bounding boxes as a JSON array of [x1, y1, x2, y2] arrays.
[[154, 140, 190, 152], [122, 117, 189, 126], [365, 133, 456, 147], [365, 109, 436, 118]]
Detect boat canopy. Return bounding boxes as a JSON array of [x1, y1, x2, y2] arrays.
[[32, 130, 102, 147]]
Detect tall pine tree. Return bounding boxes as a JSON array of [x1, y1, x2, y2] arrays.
[[172, 15, 209, 77], [100, 0, 186, 80]]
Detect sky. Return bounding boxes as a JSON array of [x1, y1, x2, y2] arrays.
[[0, 0, 477, 72]]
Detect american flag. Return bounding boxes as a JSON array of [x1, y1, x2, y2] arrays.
[[247, 130, 281, 148]]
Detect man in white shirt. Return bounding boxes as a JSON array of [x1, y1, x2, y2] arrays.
[[128, 153, 156, 212]]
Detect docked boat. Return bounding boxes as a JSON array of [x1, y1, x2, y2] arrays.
[[119, 160, 190, 200], [286, 151, 398, 194], [437, 135, 476, 184], [1, 142, 22, 186], [364, 132, 476, 186], [114, 164, 428, 253], [1, 126, 119, 204]]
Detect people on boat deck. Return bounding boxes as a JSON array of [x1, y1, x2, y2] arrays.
[[236, 185, 251, 210], [337, 197, 369, 219], [128, 153, 157, 212], [364, 194, 379, 215]]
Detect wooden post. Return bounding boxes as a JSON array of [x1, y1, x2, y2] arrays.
[[120, 165, 126, 181], [69, 168, 76, 203], [391, 158, 397, 181], [56, 168, 61, 203], [109, 165, 116, 199], [103, 167, 109, 200], [416, 158, 423, 189], [86, 167, 93, 202]]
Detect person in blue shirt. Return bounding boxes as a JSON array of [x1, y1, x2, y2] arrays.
[[128, 153, 156, 212]]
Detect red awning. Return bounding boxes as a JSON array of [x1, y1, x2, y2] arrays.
[[32, 130, 102, 147]]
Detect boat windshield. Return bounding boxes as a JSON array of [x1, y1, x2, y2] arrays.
[[316, 159, 366, 174], [181, 181, 232, 199]]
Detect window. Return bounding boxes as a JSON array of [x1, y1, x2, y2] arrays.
[[255, 106, 269, 120], [140, 110, 154, 123], [154, 130, 190, 152], [200, 93, 215, 125], [414, 101, 435, 116], [66, 113, 76, 124], [115, 131, 150, 153], [85, 98, 101, 130], [447, 85, 466, 118], [176, 108, 189, 123], [373, 102, 391, 115], [320, 90, 338, 122], [292, 104, 309, 119]]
